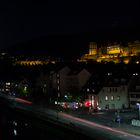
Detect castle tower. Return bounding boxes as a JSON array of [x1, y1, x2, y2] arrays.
[[89, 42, 97, 55]]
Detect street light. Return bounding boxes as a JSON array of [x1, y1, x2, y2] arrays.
[[56, 92, 60, 120], [136, 103, 140, 120]]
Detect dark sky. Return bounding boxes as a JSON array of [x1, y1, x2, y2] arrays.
[[0, 0, 140, 49]]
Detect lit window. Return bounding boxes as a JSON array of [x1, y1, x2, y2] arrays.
[[133, 73, 138, 76], [6, 82, 10, 86], [117, 96, 120, 100], [6, 89, 9, 91], [111, 96, 114, 100], [108, 73, 112, 76], [105, 96, 108, 101]]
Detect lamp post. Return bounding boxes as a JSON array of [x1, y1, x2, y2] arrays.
[[56, 92, 61, 119], [136, 103, 140, 120]]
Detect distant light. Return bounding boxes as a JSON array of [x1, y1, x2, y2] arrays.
[[87, 88, 90, 92], [64, 95, 68, 98], [136, 61, 139, 64], [108, 73, 112, 76], [6, 82, 10, 86], [1, 52, 6, 56], [13, 121, 17, 126], [136, 103, 140, 106], [24, 86, 27, 91], [97, 106, 102, 110], [14, 129, 17, 136], [133, 73, 138, 76]]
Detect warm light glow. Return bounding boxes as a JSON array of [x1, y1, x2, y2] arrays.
[[107, 46, 121, 54], [79, 40, 140, 64], [123, 59, 129, 64], [15, 60, 50, 66]]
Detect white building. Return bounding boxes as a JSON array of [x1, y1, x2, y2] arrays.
[[98, 85, 129, 110]]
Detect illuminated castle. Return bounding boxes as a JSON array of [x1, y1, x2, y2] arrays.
[[79, 40, 140, 64]]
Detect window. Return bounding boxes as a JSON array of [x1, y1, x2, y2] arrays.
[[105, 96, 109, 101], [117, 96, 120, 100], [111, 96, 114, 100]]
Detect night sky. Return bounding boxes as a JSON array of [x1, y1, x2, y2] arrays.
[[0, 1, 140, 51]]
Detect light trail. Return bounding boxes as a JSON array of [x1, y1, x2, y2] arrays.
[[15, 98, 32, 104]]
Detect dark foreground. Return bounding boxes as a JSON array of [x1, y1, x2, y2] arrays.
[[0, 98, 94, 140]]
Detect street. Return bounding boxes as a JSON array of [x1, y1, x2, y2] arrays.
[[1, 93, 140, 140]]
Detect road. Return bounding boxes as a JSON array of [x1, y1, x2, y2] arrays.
[[1, 93, 140, 140]]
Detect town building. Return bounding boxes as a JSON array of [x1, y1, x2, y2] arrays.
[[66, 68, 91, 94], [83, 71, 132, 110]]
